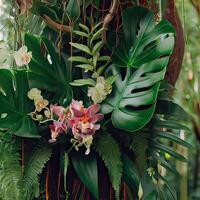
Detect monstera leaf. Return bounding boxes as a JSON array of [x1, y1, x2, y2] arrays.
[[0, 69, 38, 138], [101, 6, 175, 132], [25, 34, 72, 105]]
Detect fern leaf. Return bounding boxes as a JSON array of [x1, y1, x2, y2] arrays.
[[94, 132, 122, 200], [0, 142, 25, 200], [23, 144, 52, 195]]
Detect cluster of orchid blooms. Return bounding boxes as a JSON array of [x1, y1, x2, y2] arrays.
[[0, 44, 111, 154], [27, 88, 104, 155]]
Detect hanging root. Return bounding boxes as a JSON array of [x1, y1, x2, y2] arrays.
[[102, 0, 119, 43], [42, 15, 72, 33]]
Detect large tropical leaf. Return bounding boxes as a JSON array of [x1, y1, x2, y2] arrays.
[[71, 154, 99, 200], [0, 69, 38, 138], [113, 6, 175, 68], [101, 6, 175, 132], [25, 34, 72, 105]]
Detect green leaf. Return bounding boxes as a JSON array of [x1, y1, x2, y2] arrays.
[[66, 0, 80, 21], [98, 56, 110, 61], [71, 154, 99, 200], [156, 100, 191, 121], [113, 7, 175, 68], [0, 69, 39, 138], [101, 58, 169, 131], [156, 174, 177, 200], [93, 22, 103, 31], [24, 145, 52, 196], [152, 154, 180, 177], [68, 56, 92, 64], [122, 154, 140, 193], [0, 142, 25, 200], [94, 133, 122, 199], [152, 131, 192, 148], [90, 27, 104, 44], [152, 118, 191, 132], [70, 42, 92, 55], [105, 75, 116, 85], [92, 41, 104, 55], [70, 79, 96, 86], [101, 6, 175, 132], [150, 142, 187, 162], [73, 30, 89, 38], [25, 34, 72, 105], [75, 64, 94, 71], [79, 23, 90, 33], [61, 153, 69, 197]]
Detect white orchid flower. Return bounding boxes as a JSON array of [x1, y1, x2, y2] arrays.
[[13, 46, 32, 66]]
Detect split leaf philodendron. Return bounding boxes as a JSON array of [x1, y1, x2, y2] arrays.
[[101, 6, 175, 132], [0, 69, 39, 138], [25, 34, 73, 106]]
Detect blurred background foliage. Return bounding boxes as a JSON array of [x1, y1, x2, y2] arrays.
[[0, 0, 200, 199], [175, 0, 200, 199]]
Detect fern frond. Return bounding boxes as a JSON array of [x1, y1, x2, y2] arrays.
[[94, 132, 123, 200], [0, 141, 25, 200], [23, 144, 52, 197]]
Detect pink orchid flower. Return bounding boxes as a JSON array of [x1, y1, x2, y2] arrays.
[[49, 121, 67, 143], [48, 105, 69, 143], [68, 100, 104, 130], [51, 105, 67, 121], [68, 100, 104, 154]]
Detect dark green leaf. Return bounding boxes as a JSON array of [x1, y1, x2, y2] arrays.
[[152, 118, 191, 132], [101, 57, 169, 131], [113, 7, 175, 67], [0, 69, 39, 138], [66, 0, 80, 21], [156, 174, 177, 200], [152, 131, 192, 148], [151, 142, 187, 162], [71, 154, 99, 200], [122, 154, 140, 192], [25, 34, 72, 105], [152, 154, 180, 177], [101, 6, 175, 132]]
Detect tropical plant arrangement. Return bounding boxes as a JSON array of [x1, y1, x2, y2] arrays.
[[0, 0, 192, 200]]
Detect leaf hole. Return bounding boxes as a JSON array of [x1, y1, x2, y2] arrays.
[[131, 85, 153, 93], [120, 68, 127, 81], [125, 104, 154, 111], [1, 113, 7, 119]]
